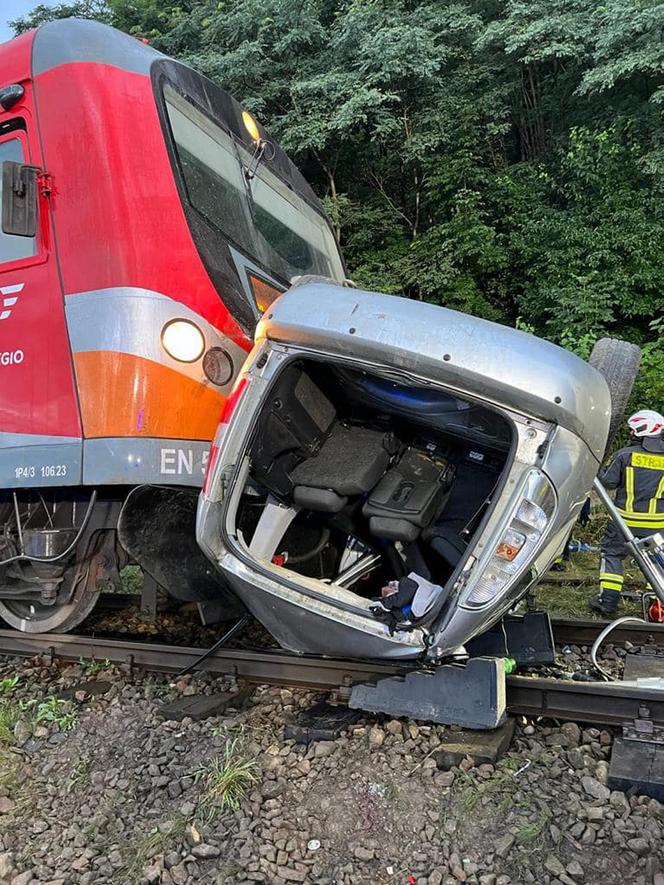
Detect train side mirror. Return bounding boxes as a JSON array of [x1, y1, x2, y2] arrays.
[[2, 161, 38, 238]]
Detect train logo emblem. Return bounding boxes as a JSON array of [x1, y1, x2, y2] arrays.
[[0, 283, 24, 321]]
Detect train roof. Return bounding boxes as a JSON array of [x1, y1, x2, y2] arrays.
[[0, 18, 321, 209], [32, 17, 164, 75], [0, 17, 162, 77]]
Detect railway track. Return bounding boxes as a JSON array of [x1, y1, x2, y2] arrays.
[[550, 617, 664, 647], [91, 591, 664, 647], [1, 620, 664, 728], [92, 592, 664, 647]]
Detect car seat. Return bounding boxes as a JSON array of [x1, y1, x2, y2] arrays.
[[290, 423, 399, 513]]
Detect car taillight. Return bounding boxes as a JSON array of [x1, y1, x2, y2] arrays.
[[460, 470, 556, 607], [202, 376, 249, 497], [219, 376, 248, 425]]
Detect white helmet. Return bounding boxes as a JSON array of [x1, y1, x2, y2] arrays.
[[627, 410, 664, 438]]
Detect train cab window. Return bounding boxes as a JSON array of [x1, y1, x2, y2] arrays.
[[0, 138, 36, 264], [249, 161, 338, 278], [164, 86, 343, 284]]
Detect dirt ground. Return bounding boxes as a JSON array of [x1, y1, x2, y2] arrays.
[[0, 652, 662, 885]]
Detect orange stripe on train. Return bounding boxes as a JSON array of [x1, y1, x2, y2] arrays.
[[74, 351, 225, 439]]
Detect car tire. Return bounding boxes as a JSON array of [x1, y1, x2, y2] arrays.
[[588, 337, 642, 454]]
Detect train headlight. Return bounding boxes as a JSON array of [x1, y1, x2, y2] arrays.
[[242, 110, 261, 143], [161, 319, 205, 363], [460, 470, 557, 607]]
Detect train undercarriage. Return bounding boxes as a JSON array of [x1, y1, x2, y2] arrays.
[[0, 487, 242, 632]]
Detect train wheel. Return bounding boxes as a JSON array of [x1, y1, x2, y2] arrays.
[[0, 552, 103, 633], [0, 492, 122, 634]]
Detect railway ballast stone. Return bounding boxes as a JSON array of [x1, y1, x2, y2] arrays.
[[0, 853, 15, 879], [493, 834, 515, 859], [581, 775, 611, 801], [566, 859, 584, 880], [0, 650, 663, 885], [559, 722, 581, 747], [10, 872, 35, 885], [368, 725, 385, 749]]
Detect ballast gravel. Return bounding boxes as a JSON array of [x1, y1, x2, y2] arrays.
[[0, 652, 662, 885]]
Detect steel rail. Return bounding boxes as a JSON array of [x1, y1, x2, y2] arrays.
[[1, 628, 664, 727], [505, 676, 664, 727], [84, 600, 664, 649], [0, 629, 409, 687], [550, 618, 664, 647]]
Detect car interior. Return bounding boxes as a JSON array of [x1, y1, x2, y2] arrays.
[[233, 359, 515, 625]]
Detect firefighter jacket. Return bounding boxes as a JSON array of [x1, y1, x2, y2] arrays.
[[600, 435, 664, 530]]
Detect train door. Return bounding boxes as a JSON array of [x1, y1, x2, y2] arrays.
[[0, 105, 82, 488]]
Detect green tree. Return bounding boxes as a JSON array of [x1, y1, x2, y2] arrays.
[[9, 0, 664, 371], [511, 126, 664, 341], [9, 1, 109, 33]]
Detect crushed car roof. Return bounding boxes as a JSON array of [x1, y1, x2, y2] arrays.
[[257, 282, 611, 460]]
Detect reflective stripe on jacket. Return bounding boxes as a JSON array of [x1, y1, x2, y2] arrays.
[[600, 436, 664, 529]]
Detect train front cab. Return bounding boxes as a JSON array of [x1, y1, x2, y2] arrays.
[[0, 19, 345, 632]]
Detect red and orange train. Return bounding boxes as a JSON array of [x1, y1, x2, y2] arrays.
[[0, 19, 345, 631]]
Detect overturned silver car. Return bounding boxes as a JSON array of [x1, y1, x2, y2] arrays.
[[197, 280, 628, 662]]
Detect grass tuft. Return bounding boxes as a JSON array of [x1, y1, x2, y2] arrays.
[[193, 737, 258, 821], [517, 813, 549, 845], [34, 697, 77, 731], [66, 757, 92, 794], [0, 699, 21, 745], [0, 676, 19, 695], [78, 657, 112, 675], [111, 815, 188, 884]]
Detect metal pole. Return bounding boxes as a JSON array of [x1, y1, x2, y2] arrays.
[[593, 477, 664, 604]]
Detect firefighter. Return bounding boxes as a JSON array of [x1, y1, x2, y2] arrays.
[[591, 410, 664, 614]]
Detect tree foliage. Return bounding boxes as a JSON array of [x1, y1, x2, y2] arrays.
[[9, 1, 109, 33], [11, 0, 664, 406]]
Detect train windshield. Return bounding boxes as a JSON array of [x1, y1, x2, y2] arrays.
[[164, 86, 343, 284]]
